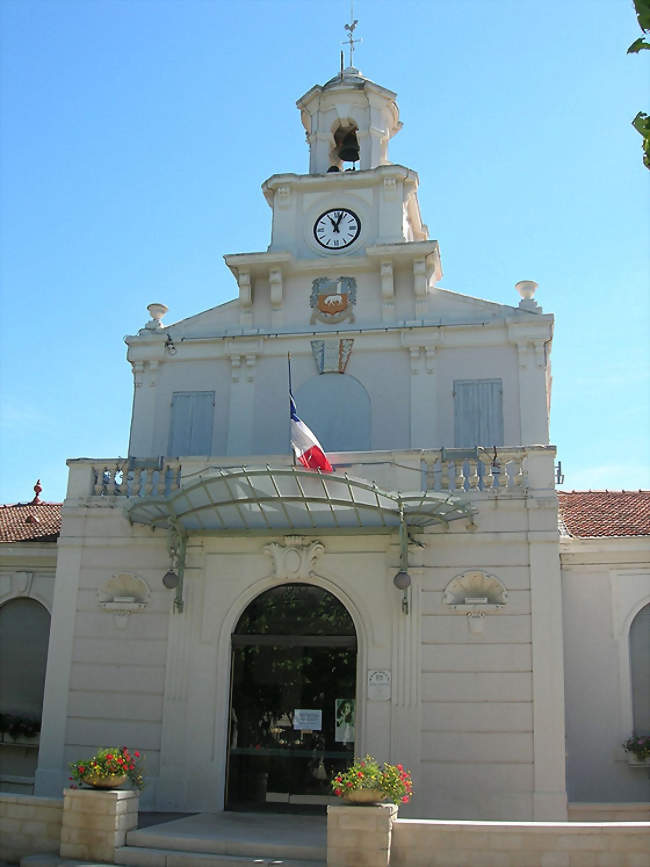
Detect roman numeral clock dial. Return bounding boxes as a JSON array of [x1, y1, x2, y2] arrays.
[[313, 208, 361, 250]]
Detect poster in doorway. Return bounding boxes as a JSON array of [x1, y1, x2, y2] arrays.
[[335, 698, 355, 743]]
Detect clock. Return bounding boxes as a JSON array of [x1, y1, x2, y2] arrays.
[[313, 208, 361, 250]]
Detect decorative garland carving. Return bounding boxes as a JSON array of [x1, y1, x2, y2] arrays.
[[264, 537, 325, 580]]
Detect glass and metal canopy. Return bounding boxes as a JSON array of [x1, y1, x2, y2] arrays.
[[127, 465, 474, 535]]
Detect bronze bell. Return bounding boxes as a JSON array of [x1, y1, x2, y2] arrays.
[[337, 131, 360, 163]]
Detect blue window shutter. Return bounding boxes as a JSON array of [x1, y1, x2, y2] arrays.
[[454, 379, 503, 447], [168, 391, 215, 456]]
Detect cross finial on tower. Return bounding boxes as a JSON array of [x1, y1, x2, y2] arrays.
[[343, 2, 361, 68]]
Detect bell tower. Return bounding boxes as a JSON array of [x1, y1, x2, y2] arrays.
[[297, 66, 403, 174]]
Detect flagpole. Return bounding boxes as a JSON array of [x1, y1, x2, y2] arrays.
[[288, 352, 296, 466]]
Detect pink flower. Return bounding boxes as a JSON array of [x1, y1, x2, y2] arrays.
[[401, 795, 409, 803]]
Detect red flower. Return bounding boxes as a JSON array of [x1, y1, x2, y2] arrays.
[[346, 781, 353, 787], [134, 751, 140, 758], [106, 754, 113, 761], [335, 788, 342, 796], [129, 764, 135, 770], [78, 765, 85, 774], [401, 795, 409, 803], [397, 764, 403, 771], [357, 771, 364, 777]]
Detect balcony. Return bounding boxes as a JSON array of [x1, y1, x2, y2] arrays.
[[65, 446, 555, 533]]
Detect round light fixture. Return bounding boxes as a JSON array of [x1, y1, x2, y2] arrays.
[[393, 570, 411, 590], [163, 569, 179, 589]]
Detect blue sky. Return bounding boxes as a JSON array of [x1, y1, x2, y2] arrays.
[[1, 0, 648, 504]]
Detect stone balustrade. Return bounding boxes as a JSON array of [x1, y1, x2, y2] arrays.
[[67, 446, 554, 501], [420, 448, 526, 492]]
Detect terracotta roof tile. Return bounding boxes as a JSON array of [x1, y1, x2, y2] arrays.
[[557, 491, 650, 538], [0, 502, 62, 543]]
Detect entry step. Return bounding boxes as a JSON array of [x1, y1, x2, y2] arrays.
[[115, 846, 325, 867]]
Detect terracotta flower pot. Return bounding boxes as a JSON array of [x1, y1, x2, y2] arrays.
[[342, 788, 387, 804], [82, 772, 128, 789]]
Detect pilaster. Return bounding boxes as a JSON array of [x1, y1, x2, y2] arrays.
[[34, 535, 82, 797], [226, 341, 260, 455], [401, 336, 437, 448], [391, 566, 422, 796], [528, 494, 568, 820], [128, 359, 160, 457], [380, 260, 394, 321]]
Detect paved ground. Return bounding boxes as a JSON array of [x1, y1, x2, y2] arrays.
[[137, 811, 197, 828]]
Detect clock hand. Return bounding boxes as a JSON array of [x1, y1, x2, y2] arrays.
[[335, 212, 344, 230]]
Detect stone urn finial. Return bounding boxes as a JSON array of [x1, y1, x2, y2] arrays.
[[515, 280, 541, 312], [31, 479, 42, 505], [145, 303, 168, 330]]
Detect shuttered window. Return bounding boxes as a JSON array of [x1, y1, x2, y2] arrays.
[[453, 379, 504, 448], [168, 391, 215, 456]]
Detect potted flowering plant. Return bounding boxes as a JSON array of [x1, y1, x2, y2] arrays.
[[623, 735, 650, 763], [69, 746, 144, 790], [331, 754, 413, 805]]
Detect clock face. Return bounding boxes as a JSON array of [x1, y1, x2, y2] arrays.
[[313, 208, 361, 250]]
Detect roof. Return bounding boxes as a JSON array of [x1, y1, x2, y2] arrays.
[[0, 484, 62, 543], [558, 491, 650, 538]]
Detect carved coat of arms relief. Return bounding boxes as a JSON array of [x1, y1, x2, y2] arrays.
[[310, 276, 357, 324]]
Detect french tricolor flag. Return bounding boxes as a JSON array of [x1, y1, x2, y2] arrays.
[[290, 392, 333, 473]]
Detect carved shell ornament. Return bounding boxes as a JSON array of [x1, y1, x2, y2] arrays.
[[443, 571, 508, 607], [97, 572, 151, 605]]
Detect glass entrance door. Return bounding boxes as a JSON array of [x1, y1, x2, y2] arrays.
[[226, 584, 357, 811]]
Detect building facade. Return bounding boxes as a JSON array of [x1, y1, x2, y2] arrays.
[[1, 65, 648, 820]]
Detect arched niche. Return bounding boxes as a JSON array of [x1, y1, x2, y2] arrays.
[[629, 602, 650, 736], [294, 374, 371, 452], [0, 597, 51, 723]]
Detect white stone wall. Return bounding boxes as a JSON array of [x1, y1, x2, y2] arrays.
[[561, 538, 650, 804], [391, 818, 650, 867], [127, 325, 548, 461], [0, 793, 63, 862], [35, 450, 568, 823], [35, 504, 170, 808]]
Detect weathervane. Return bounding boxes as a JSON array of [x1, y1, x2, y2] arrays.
[[343, 2, 361, 68]]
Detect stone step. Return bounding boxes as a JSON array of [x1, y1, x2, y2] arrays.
[[115, 846, 325, 867], [21, 852, 326, 867], [123, 814, 326, 864]]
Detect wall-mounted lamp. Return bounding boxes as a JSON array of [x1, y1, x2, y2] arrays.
[[163, 521, 187, 612], [393, 569, 411, 590], [394, 509, 411, 614], [162, 569, 179, 589]]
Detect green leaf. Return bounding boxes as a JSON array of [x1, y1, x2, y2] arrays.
[[627, 36, 650, 53], [633, 0, 650, 32], [631, 113, 650, 170]]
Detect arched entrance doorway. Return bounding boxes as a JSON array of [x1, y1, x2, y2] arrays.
[[226, 582, 357, 811]]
